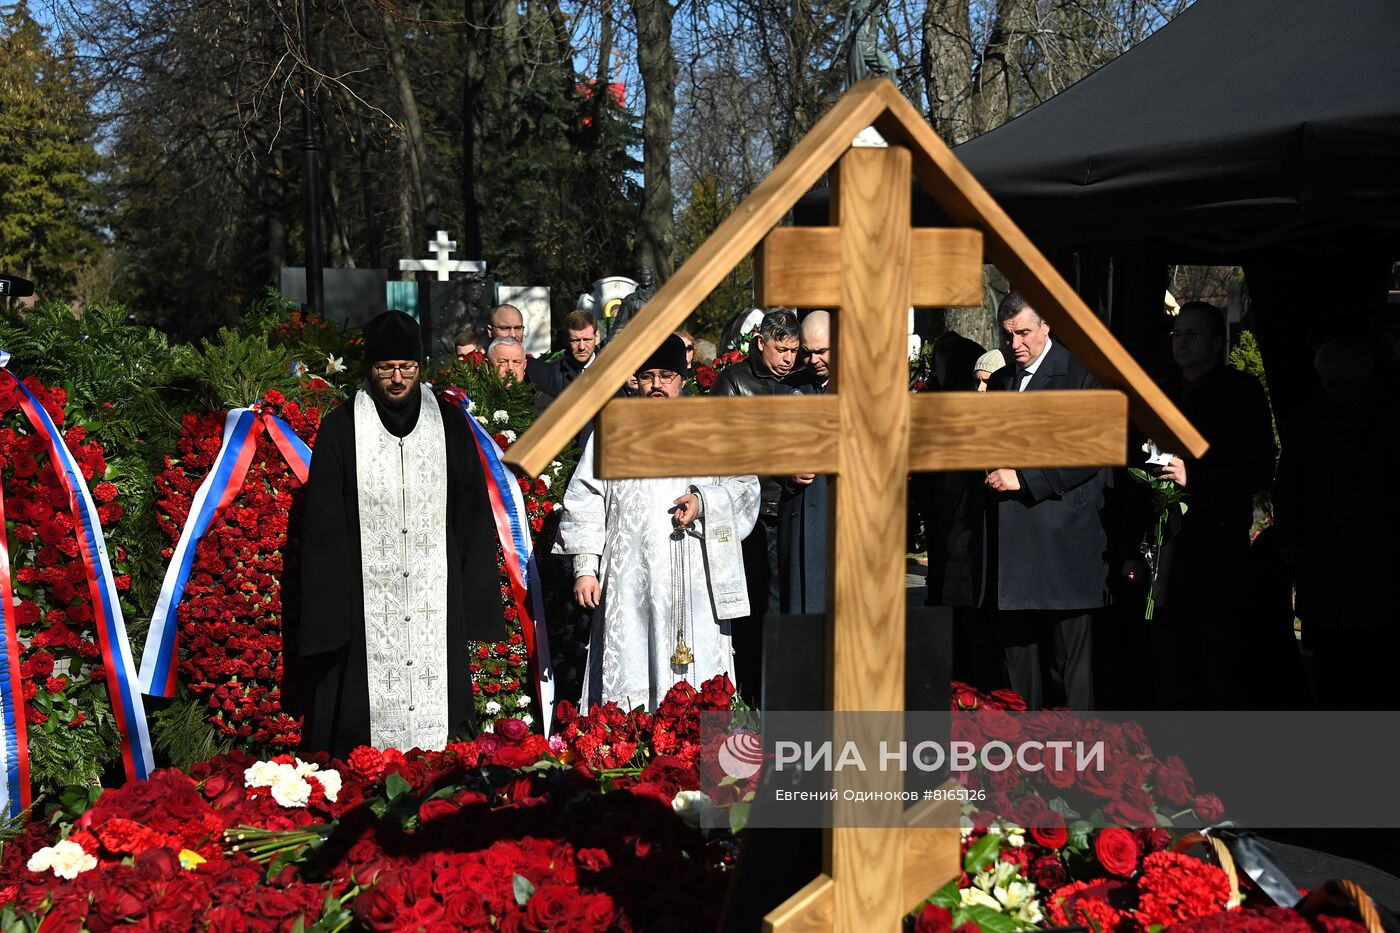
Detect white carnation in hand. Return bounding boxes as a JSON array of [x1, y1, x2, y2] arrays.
[[28, 839, 97, 879]]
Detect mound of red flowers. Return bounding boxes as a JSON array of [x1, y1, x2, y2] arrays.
[[153, 390, 320, 748], [0, 677, 744, 932], [0, 374, 135, 789]]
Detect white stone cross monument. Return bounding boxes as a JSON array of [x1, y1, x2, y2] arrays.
[[398, 230, 485, 281]]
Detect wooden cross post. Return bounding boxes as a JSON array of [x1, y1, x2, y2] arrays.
[[506, 79, 1207, 933]]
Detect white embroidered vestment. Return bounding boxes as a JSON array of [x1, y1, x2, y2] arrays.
[[354, 388, 451, 750]]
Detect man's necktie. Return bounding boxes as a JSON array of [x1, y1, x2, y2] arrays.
[[1016, 368, 1032, 391]]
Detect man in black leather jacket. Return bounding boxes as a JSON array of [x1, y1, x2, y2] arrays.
[[711, 309, 801, 704]]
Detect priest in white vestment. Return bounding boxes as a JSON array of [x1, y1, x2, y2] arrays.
[[296, 311, 504, 757], [554, 335, 761, 712]]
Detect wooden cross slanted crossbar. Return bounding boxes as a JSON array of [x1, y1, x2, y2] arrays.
[[506, 79, 1207, 933]]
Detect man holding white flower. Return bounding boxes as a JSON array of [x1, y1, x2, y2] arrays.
[[297, 310, 504, 757]]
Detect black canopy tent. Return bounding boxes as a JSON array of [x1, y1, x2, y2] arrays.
[[950, 0, 1400, 259], [795, 0, 1400, 447]]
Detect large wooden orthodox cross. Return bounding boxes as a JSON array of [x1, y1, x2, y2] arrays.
[[507, 79, 1206, 932]]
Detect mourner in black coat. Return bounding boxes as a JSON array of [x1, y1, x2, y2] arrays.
[[983, 293, 1107, 710]]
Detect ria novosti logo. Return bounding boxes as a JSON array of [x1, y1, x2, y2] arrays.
[[717, 730, 764, 780]]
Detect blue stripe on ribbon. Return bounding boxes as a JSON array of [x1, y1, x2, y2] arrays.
[[9, 378, 155, 780], [139, 409, 257, 696], [443, 389, 553, 732]]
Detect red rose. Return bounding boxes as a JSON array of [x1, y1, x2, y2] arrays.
[[1029, 810, 1068, 850], [526, 883, 576, 930], [1093, 827, 1140, 877], [1028, 854, 1070, 892], [1194, 793, 1225, 822], [418, 798, 460, 823], [493, 718, 531, 744], [28, 652, 55, 677], [491, 744, 540, 769]]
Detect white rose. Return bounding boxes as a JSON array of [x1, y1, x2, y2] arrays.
[[28, 839, 97, 880], [516, 695, 532, 708], [244, 760, 283, 788], [672, 790, 718, 828], [484, 700, 502, 715], [270, 771, 312, 808], [492, 410, 509, 424]]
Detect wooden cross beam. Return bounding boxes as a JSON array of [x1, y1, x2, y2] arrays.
[[505, 78, 1206, 933]]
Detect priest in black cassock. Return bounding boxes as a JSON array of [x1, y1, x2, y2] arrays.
[[296, 310, 504, 757]]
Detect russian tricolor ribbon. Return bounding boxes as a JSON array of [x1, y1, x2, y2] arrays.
[[0, 350, 154, 797], [138, 404, 310, 698], [441, 388, 555, 735], [0, 417, 29, 819]]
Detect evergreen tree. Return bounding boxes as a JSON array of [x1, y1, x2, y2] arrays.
[[0, 2, 103, 299]]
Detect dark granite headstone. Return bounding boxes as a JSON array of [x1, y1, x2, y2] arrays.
[[424, 275, 492, 368], [279, 268, 388, 328]]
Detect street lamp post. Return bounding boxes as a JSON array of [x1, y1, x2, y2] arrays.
[[298, 0, 325, 316]]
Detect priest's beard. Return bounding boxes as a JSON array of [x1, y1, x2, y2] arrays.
[[369, 377, 420, 412], [366, 378, 423, 437]]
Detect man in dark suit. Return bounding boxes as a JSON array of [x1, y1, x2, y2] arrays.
[[984, 292, 1107, 710]]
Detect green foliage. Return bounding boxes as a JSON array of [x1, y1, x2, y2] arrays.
[[1228, 328, 1268, 393], [476, 74, 643, 320], [150, 694, 233, 771], [167, 325, 302, 413], [0, 2, 104, 299], [0, 299, 191, 613], [26, 695, 121, 797], [676, 177, 753, 343]]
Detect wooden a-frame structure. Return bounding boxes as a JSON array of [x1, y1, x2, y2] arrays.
[[507, 78, 1206, 932]]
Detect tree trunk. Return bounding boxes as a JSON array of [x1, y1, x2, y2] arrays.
[[381, 7, 439, 237], [971, 0, 1021, 134], [920, 0, 974, 145], [630, 0, 677, 279], [265, 150, 288, 280], [461, 0, 489, 259]]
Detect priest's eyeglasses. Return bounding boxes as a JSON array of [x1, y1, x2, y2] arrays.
[[638, 370, 680, 385], [373, 362, 420, 378]]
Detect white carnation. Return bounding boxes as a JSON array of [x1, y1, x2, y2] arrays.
[[484, 700, 502, 715], [315, 769, 342, 803], [466, 398, 477, 413], [501, 430, 517, 443], [520, 713, 534, 725], [492, 409, 510, 424], [516, 695, 532, 708], [28, 839, 97, 880], [270, 770, 312, 808], [244, 760, 283, 788], [538, 474, 552, 490], [294, 758, 319, 777]]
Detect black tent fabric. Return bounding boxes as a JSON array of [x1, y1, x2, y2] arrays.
[[950, 0, 1400, 258]]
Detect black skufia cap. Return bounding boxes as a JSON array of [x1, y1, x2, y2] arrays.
[[363, 310, 422, 362], [637, 334, 688, 375]]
